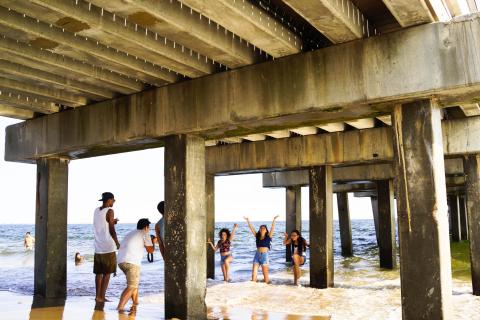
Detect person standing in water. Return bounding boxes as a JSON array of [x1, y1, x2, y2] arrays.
[[207, 223, 238, 282], [117, 218, 154, 315], [284, 230, 309, 286], [244, 215, 279, 283], [23, 232, 35, 250], [155, 201, 165, 260], [93, 192, 120, 307]]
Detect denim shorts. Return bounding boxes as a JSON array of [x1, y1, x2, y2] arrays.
[[220, 253, 232, 265], [253, 251, 269, 266]]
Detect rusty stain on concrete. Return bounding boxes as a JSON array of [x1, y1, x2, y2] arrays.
[[55, 17, 90, 33], [128, 11, 158, 27], [29, 37, 58, 49]]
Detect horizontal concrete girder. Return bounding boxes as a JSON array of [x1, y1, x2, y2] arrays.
[[0, 104, 34, 119], [0, 6, 180, 82], [0, 76, 87, 107], [207, 117, 479, 174], [262, 159, 464, 187], [30, 0, 216, 78], [180, 0, 302, 57], [282, 0, 371, 43], [5, 17, 480, 162], [88, 0, 263, 68], [382, 0, 450, 27], [0, 59, 114, 100], [0, 36, 141, 94], [0, 90, 59, 114]]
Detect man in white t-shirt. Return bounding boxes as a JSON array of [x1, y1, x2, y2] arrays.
[[117, 218, 154, 315]]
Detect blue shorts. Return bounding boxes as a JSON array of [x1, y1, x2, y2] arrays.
[[253, 251, 269, 266], [220, 254, 232, 265]]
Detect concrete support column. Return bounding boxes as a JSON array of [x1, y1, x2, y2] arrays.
[[459, 196, 469, 241], [309, 165, 334, 289], [33, 157, 69, 308], [448, 195, 461, 242], [206, 174, 215, 279], [464, 155, 480, 295], [393, 100, 452, 319], [337, 192, 353, 257], [286, 186, 302, 262], [376, 180, 397, 269], [164, 135, 207, 319], [371, 197, 380, 246]]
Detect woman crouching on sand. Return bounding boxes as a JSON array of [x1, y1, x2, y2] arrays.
[[284, 230, 309, 286], [244, 215, 279, 283], [207, 223, 238, 282]]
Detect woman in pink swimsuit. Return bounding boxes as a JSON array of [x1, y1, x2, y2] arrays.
[[207, 223, 238, 282]]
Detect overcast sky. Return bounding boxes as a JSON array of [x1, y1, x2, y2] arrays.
[[0, 117, 374, 224]]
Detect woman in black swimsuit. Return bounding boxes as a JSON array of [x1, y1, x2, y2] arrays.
[[207, 223, 238, 282], [284, 229, 309, 286]]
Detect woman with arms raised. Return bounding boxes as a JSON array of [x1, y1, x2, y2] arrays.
[[243, 215, 279, 284]]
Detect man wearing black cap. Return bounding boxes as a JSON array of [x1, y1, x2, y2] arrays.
[[116, 218, 154, 315], [93, 192, 120, 307]]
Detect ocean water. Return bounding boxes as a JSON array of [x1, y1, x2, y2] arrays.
[[0, 220, 380, 297], [2, 221, 479, 319]]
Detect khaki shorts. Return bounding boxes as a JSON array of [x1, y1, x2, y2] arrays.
[[93, 252, 117, 275], [119, 262, 140, 288]]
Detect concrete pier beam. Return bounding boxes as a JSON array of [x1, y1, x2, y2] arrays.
[[164, 135, 207, 319], [464, 155, 480, 295], [459, 196, 469, 241], [33, 158, 69, 308], [309, 166, 334, 289], [448, 195, 462, 242], [206, 174, 215, 279], [371, 197, 380, 246], [286, 186, 302, 262], [337, 192, 353, 257], [376, 180, 397, 269], [393, 100, 452, 319]]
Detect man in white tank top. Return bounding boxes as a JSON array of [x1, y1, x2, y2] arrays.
[[93, 192, 120, 309]]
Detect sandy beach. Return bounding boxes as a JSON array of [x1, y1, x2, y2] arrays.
[[2, 268, 479, 320]]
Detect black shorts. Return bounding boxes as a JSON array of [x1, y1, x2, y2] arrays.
[[93, 252, 117, 274]]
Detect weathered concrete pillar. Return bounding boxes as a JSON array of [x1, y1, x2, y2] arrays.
[[376, 180, 397, 269], [370, 196, 381, 246], [337, 192, 353, 257], [164, 135, 207, 319], [464, 155, 480, 295], [33, 158, 69, 308], [206, 174, 215, 279], [459, 196, 469, 241], [448, 195, 461, 242], [393, 100, 452, 319], [286, 186, 302, 262], [309, 165, 334, 289]]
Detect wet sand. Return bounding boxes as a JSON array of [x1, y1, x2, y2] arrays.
[[0, 291, 329, 320]]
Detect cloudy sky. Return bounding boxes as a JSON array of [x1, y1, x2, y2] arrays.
[[0, 117, 374, 224]]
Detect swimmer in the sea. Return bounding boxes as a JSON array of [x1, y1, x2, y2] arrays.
[[75, 252, 85, 265], [24, 232, 35, 250]]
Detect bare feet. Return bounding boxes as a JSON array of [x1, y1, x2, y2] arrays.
[[94, 301, 105, 311], [129, 304, 137, 316]]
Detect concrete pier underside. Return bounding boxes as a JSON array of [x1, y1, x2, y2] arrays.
[[5, 17, 480, 162], [5, 11, 480, 320]]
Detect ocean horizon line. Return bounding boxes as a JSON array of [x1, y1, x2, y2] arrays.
[[0, 218, 376, 225]]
